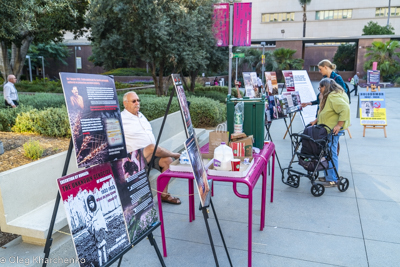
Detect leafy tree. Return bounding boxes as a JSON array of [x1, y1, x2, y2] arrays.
[[234, 48, 277, 80], [88, 0, 220, 96], [363, 40, 400, 81], [26, 43, 70, 71], [332, 44, 356, 71], [299, 0, 312, 37], [0, 0, 88, 81], [362, 21, 395, 35]]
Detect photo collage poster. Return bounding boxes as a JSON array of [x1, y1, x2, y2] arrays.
[[242, 72, 256, 98], [359, 92, 387, 125], [184, 134, 211, 207], [111, 149, 158, 242], [367, 70, 380, 85], [171, 74, 195, 138], [264, 72, 279, 95], [57, 163, 130, 267], [60, 73, 127, 168], [282, 71, 295, 91]]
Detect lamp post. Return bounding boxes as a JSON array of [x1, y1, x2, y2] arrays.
[[261, 42, 266, 86], [37, 56, 45, 80], [75, 46, 81, 73], [228, 0, 233, 95], [25, 55, 32, 82], [387, 0, 391, 27], [235, 49, 241, 82]]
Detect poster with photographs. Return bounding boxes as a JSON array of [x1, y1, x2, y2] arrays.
[[184, 134, 211, 207], [111, 149, 158, 243], [282, 71, 295, 91], [57, 163, 130, 267], [171, 74, 195, 137], [283, 91, 302, 114], [274, 95, 288, 118], [264, 72, 279, 95], [242, 72, 256, 98], [60, 73, 127, 168], [359, 92, 387, 125], [367, 70, 380, 85]]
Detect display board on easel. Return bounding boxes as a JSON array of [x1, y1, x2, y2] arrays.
[[43, 73, 165, 267]]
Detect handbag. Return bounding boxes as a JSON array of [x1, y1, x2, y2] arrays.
[[350, 78, 355, 85]]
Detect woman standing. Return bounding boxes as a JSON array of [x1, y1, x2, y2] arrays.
[[310, 78, 350, 187]]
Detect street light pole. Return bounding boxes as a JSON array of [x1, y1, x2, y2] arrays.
[[25, 55, 32, 82], [261, 42, 266, 87], [75, 46, 81, 73], [228, 1, 233, 95], [387, 0, 391, 27], [235, 57, 238, 82]]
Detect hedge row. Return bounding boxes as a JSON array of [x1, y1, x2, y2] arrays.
[[0, 93, 226, 136]]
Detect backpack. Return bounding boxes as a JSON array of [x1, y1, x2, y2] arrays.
[[300, 125, 328, 156]]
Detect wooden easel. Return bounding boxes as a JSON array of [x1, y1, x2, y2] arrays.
[[362, 84, 387, 138]]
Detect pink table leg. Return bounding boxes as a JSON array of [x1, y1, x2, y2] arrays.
[[260, 167, 267, 231], [188, 180, 193, 222], [157, 175, 171, 257], [247, 188, 253, 267], [190, 179, 195, 221], [271, 152, 275, 203]]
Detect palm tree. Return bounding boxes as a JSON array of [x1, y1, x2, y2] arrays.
[[299, 0, 312, 37], [273, 48, 304, 81], [363, 40, 400, 81]]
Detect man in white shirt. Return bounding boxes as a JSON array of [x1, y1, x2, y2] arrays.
[[121, 92, 181, 204], [350, 72, 360, 96], [3, 74, 19, 108]]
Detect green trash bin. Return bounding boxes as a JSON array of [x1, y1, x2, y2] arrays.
[[227, 95, 265, 149]]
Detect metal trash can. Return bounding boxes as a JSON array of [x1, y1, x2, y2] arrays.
[[227, 95, 265, 149]]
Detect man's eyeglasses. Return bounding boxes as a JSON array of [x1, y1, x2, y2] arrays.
[[130, 99, 141, 103]]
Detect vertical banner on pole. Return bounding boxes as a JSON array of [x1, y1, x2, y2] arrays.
[[233, 2, 252, 46], [213, 3, 230, 47]]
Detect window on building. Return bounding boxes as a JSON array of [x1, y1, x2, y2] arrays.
[[315, 9, 352, 20], [375, 7, 400, 17], [261, 12, 295, 22], [309, 66, 319, 71]]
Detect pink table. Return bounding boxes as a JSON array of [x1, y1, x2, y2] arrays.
[[156, 142, 275, 267]]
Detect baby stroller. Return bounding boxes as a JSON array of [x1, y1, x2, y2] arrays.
[[282, 124, 349, 197]]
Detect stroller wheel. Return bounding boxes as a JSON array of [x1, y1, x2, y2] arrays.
[[287, 175, 300, 188], [338, 177, 349, 192], [311, 184, 325, 197]]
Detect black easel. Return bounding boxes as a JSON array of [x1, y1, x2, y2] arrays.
[[169, 76, 232, 267]]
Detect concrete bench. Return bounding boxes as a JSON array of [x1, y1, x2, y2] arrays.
[[0, 111, 209, 246]]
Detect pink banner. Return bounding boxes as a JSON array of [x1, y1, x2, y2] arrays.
[[233, 3, 252, 46], [213, 3, 229, 47]]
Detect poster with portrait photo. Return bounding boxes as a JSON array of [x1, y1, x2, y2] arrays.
[[184, 134, 211, 207], [171, 74, 195, 137], [264, 72, 279, 95], [57, 163, 130, 267], [359, 92, 387, 125], [242, 72, 256, 98], [60, 73, 127, 168], [111, 149, 159, 243]]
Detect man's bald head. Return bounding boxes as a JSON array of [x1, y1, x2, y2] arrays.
[[7, 74, 16, 84], [123, 92, 140, 115]]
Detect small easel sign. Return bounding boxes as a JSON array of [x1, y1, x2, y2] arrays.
[[359, 89, 387, 138]]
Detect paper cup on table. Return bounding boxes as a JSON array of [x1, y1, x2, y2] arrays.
[[231, 159, 241, 171]]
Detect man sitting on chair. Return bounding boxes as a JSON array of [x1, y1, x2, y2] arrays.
[[121, 92, 181, 204]]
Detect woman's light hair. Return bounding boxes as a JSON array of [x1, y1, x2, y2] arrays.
[[318, 59, 337, 71], [319, 78, 344, 111]]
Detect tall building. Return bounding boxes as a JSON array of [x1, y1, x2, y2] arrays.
[[252, 0, 400, 39]]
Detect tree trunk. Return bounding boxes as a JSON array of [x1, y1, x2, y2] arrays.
[[0, 41, 12, 81], [157, 59, 164, 97], [190, 70, 198, 92], [150, 61, 159, 95], [180, 71, 189, 91], [303, 5, 307, 38]]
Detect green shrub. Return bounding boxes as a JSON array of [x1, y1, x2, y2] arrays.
[[0, 104, 34, 131], [103, 68, 149, 76], [13, 79, 63, 93], [23, 140, 44, 160], [18, 93, 66, 109], [12, 107, 70, 137], [194, 86, 238, 97], [189, 91, 227, 103]]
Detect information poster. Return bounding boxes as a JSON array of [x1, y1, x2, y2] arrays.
[[171, 74, 195, 137], [111, 149, 158, 242], [283, 91, 302, 114], [284, 70, 317, 125], [264, 72, 279, 95], [359, 92, 387, 125], [242, 72, 256, 98], [60, 73, 127, 168], [282, 71, 295, 91], [367, 70, 380, 85], [184, 135, 211, 207], [57, 164, 130, 267]]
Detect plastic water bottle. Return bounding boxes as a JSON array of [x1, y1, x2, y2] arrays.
[[213, 142, 234, 171], [179, 150, 190, 164]]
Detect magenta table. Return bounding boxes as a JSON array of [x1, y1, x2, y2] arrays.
[[156, 142, 275, 267]]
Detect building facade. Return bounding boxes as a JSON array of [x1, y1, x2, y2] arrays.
[[252, 0, 400, 39]]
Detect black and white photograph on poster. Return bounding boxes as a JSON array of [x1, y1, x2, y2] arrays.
[[171, 74, 195, 137], [111, 149, 158, 243], [361, 101, 374, 117], [60, 73, 127, 168], [184, 135, 210, 207], [57, 163, 130, 267]]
